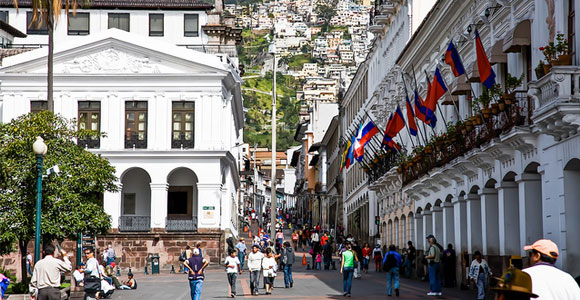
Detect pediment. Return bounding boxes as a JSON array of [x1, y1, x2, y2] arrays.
[[0, 29, 227, 76]]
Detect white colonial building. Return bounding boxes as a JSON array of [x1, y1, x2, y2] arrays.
[[0, 0, 243, 268]]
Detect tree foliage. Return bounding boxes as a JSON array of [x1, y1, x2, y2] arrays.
[[0, 111, 118, 256]]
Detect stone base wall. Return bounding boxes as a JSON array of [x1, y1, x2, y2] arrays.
[[96, 232, 223, 271]]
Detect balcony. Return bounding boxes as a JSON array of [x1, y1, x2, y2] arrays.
[[119, 215, 151, 232], [379, 2, 396, 15], [166, 216, 198, 232], [529, 66, 580, 141], [374, 14, 393, 25]]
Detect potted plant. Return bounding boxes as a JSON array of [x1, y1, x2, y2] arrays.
[[535, 60, 545, 78], [503, 73, 523, 105], [539, 42, 556, 73], [554, 33, 571, 65], [491, 103, 499, 115]]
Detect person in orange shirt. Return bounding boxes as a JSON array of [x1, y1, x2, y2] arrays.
[[320, 232, 329, 248]]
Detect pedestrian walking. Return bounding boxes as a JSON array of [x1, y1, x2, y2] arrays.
[[383, 244, 402, 297], [491, 267, 538, 300], [184, 248, 209, 300], [224, 249, 242, 298], [340, 241, 357, 297], [1, 272, 10, 300], [403, 241, 415, 278], [247, 244, 264, 296], [282, 241, 295, 288], [315, 252, 322, 270], [181, 245, 193, 274], [262, 248, 277, 295], [29, 244, 72, 300], [522, 239, 580, 299], [372, 244, 383, 272], [235, 238, 247, 270], [468, 251, 492, 300], [26, 251, 34, 277], [292, 231, 299, 250], [276, 229, 284, 245], [105, 244, 116, 266], [362, 243, 372, 274], [424, 234, 442, 296], [442, 243, 456, 287]]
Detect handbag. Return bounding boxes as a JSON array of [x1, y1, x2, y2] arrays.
[[84, 275, 101, 293]]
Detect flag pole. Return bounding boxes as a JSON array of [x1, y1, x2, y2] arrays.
[[438, 70, 462, 121], [402, 73, 427, 146], [411, 66, 436, 136], [424, 70, 448, 129]]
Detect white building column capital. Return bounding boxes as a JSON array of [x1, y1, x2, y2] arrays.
[[432, 206, 443, 212], [197, 183, 223, 190], [515, 173, 541, 182], [422, 210, 433, 216], [478, 187, 497, 196], [451, 195, 465, 204], [150, 183, 169, 191], [495, 181, 518, 190], [442, 202, 453, 208], [463, 193, 480, 202]]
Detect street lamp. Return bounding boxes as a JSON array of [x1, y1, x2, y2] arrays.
[[32, 136, 47, 264], [269, 40, 277, 239]]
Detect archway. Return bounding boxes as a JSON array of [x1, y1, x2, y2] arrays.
[[120, 167, 152, 231], [414, 208, 424, 250], [423, 204, 433, 248], [433, 200, 444, 243], [388, 220, 393, 246], [498, 172, 520, 256], [401, 214, 407, 247], [167, 168, 199, 231], [481, 179, 499, 256], [564, 159, 580, 276], [519, 163, 542, 255], [467, 185, 482, 254], [394, 217, 400, 248]]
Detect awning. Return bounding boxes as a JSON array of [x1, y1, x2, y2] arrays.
[[467, 61, 480, 83], [450, 74, 471, 95], [290, 150, 300, 167], [490, 39, 507, 64], [308, 142, 321, 153], [503, 19, 531, 53], [309, 154, 320, 166]]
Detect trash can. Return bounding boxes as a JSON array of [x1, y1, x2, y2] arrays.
[[151, 255, 160, 274]]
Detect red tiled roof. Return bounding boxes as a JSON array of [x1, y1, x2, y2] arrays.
[[0, 0, 213, 10]]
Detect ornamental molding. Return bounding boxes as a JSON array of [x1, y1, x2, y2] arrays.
[[57, 48, 160, 74]]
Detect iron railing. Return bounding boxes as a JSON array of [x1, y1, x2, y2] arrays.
[[166, 216, 198, 232], [119, 215, 151, 232]]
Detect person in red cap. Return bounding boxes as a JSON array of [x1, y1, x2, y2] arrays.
[[522, 239, 580, 299]]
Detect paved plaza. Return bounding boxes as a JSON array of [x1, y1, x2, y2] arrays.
[[110, 253, 490, 300]]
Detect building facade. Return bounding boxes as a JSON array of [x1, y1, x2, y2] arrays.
[[0, 1, 243, 270]]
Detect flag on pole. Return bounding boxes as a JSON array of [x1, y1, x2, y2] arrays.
[[405, 95, 418, 136], [382, 106, 405, 147], [414, 89, 430, 125], [475, 30, 496, 89], [345, 135, 356, 168], [445, 40, 466, 77], [425, 67, 448, 117], [353, 124, 364, 162], [383, 139, 401, 151], [353, 120, 379, 160], [340, 138, 350, 171]]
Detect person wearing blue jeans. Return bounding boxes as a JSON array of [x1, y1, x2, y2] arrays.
[[425, 235, 442, 296], [342, 267, 354, 295], [283, 264, 293, 288], [383, 244, 402, 296], [184, 248, 209, 300], [341, 242, 356, 296], [189, 279, 203, 300]]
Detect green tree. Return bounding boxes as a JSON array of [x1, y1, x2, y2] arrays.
[[316, 1, 338, 26], [0, 111, 118, 280]]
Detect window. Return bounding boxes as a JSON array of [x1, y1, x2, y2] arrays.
[[149, 14, 164, 36], [184, 14, 199, 37], [108, 13, 130, 32], [30, 100, 47, 113], [172, 101, 195, 148], [68, 12, 89, 35], [78, 101, 100, 148], [569, 0, 576, 59], [125, 101, 147, 149], [27, 11, 48, 35], [123, 193, 136, 215], [0, 11, 8, 23]]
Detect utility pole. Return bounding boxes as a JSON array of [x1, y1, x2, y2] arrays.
[[269, 39, 277, 239]]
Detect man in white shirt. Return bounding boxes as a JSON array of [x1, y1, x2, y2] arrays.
[[72, 264, 85, 286], [224, 249, 241, 298], [247, 245, 264, 296], [523, 239, 580, 300], [29, 244, 72, 300]]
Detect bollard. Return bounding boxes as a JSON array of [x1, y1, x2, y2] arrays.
[[116, 266, 121, 277], [170, 265, 176, 274]]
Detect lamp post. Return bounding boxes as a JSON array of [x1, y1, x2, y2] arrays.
[[32, 136, 47, 264], [269, 40, 277, 239]]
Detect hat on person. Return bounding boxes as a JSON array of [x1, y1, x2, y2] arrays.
[[523, 239, 559, 259], [426, 234, 435, 240], [240, 237, 245, 241], [110, 262, 116, 268], [491, 267, 538, 298]]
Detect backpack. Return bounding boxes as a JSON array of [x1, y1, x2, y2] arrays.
[[179, 251, 187, 262], [383, 253, 397, 272]]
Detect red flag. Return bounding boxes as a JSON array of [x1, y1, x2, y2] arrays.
[[475, 30, 496, 89], [425, 68, 447, 116]]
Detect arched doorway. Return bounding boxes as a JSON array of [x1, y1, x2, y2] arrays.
[[120, 168, 152, 231], [166, 168, 198, 231], [564, 159, 580, 276]]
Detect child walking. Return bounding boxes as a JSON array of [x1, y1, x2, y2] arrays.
[[225, 249, 241, 298], [316, 252, 322, 270]]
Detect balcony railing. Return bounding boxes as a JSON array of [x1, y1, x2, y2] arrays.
[[124, 133, 147, 149], [166, 216, 198, 232], [78, 138, 100, 149], [119, 215, 151, 232]]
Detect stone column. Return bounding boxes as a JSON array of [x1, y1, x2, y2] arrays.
[[453, 198, 468, 253], [516, 173, 543, 256], [466, 193, 483, 254], [150, 183, 169, 230], [414, 213, 424, 250], [442, 202, 454, 247], [479, 188, 499, 255], [104, 187, 122, 230], [432, 206, 444, 242], [423, 210, 433, 250], [197, 183, 223, 230], [496, 181, 520, 256]]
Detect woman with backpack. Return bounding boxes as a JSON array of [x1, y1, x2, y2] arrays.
[[340, 241, 358, 297], [383, 245, 402, 297]]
